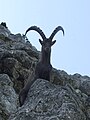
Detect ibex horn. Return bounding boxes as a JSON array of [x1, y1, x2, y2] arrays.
[[25, 26, 46, 40], [49, 26, 64, 41]]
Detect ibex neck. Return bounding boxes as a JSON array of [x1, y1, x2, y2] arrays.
[[41, 51, 51, 65]]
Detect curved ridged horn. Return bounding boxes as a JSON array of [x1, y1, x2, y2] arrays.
[[25, 26, 46, 40], [49, 26, 64, 41]]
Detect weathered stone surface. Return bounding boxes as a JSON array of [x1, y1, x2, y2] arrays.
[[0, 23, 90, 120], [80, 78, 90, 95], [0, 74, 18, 120], [0, 23, 39, 93], [0, 24, 11, 38], [9, 79, 86, 120]]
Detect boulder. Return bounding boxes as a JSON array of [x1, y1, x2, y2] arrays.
[[9, 79, 86, 120], [0, 74, 18, 120]]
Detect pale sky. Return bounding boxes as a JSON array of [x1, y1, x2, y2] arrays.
[[0, 0, 90, 76]]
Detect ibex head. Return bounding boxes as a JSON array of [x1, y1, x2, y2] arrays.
[[25, 26, 64, 53]]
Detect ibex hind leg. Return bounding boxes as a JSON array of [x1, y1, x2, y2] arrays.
[[19, 77, 37, 106], [19, 89, 28, 107]]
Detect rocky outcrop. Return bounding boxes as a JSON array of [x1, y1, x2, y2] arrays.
[[0, 23, 90, 120], [0, 74, 17, 120], [9, 79, 86, 120]]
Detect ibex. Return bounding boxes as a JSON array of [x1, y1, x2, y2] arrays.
[[19, 26, 64, 106]]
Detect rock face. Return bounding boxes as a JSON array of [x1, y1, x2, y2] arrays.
[[0, 74, 17, 120], [0, 23, 90, 120], [9, 79, 86, 120]]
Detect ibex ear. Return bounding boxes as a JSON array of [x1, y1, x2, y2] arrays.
[[51, 40, 56, 46], [39, 39, 43, 45]]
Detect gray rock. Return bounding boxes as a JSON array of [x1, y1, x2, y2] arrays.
[[9, 79, 86, 120], [0, 74, 18, 120], [79, 78, 90, 95], [0, 25, 39, 93], [0, 24, 11, 37], [51, 69, 81, 91], [51, 69, 90, 93], [0, 23, 89, 120]]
